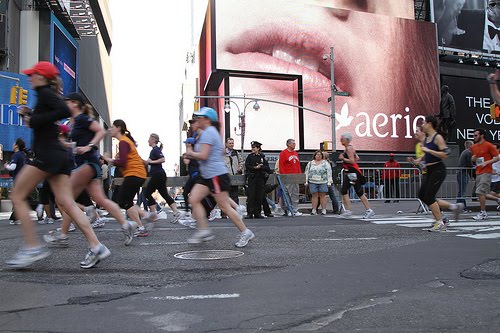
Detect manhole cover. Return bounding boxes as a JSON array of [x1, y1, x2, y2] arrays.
[[174, 250, 244, 260]]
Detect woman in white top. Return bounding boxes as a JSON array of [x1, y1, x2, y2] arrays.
[[305, 151, 332, 215]]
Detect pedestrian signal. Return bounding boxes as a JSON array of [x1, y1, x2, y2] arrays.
[[491, 103, 500, 120], [321, 141, 333, 151]]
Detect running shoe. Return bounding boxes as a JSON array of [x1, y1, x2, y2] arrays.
[[293, 211, 303, 217], [134, 226, 149, 237], [235, 229, 255, 248], [43, 231, 69, 247], [442, 216, 450, 231], [144, 211, 158, 222], [321, 209, 327, 215], [39, 217, 55, 224], [236, 205, 247, 218], [80, 244, 111, 269], [473, 211, 488, 220], [91, 218, 106, 229], [363, 209, 375, 219], [311, 209, 317, 215], [6, 247, 50, 268], [36, 204, 44, 220], [157, 211, 168, 220], [96, 209, 109, 216], [428, 221, 445, 232], [208, 209, 218, 221], [187, 229, 214, 244], [84, 206, 98, 224], [9, 220, 21, 225], [451, 203, 464, 222], [340, 210, 353, 217], [68, 223, 76, 232], [171, 211, 185, 224], [123, 221, 137, 245]]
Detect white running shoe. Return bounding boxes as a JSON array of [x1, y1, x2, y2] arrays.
[[235, 229, 255, 248], [80, 244, 111, 269], [36, 204, 44, 220], [363, 209, 375, 219], [341, 210, 353, 217], [187, 229, 214, 244], [123, 221, 138, 246], [171, 211, 185, 224], [6, 247, 50, 268], [293, 211, 303, 217], [91, 218, 106, 229], [84, 206, 98, 224], [473, 211, 488, 220]]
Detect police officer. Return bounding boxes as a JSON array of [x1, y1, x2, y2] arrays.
[[245, 141, 270, 219]]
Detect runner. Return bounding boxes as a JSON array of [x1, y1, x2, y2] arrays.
[[44, 93, 136, 250], [6, 62, 109, 269], [102, 119, 150, 237], [408, 116, 463, 231], [184, 107, 254, 247], [144, 133, 185, 223]]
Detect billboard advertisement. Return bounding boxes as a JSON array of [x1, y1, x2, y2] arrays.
[[209, 0, 439, 151], [441, 75, 500, 145], [0, 72, 34, 151], [51, 13, 78, 95], [435, 0, 500, 54]]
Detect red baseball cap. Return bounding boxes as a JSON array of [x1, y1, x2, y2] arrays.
[[58, 124, 71, 135], [389, 153, 395, 157], [22, 61, 59, 79]]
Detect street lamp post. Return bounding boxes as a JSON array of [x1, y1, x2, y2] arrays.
[[224, 98, 260, 157], [328, 46, 336, 153]]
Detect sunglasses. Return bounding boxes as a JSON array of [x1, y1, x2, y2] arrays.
[[490, 1, 499, 8]]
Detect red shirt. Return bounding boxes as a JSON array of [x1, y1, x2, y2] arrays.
[[279, 149, 301, 174], [471, 141, 498, 175], [382, 160, 401, 179]]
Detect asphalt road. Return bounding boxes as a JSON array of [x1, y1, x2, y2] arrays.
[[0, 203, 499, 332]]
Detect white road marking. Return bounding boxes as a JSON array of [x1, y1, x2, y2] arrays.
[[139, 242, 186, 246], [312, 237, 378, 241], [148, 293, 240, 300], [457, 233, 500, 239]]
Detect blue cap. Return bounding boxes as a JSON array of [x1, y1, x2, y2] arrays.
[[194, 107, 218, 122], [184, 137, 195, 144]]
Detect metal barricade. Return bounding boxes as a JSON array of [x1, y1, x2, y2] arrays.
[[339, 166, 476, 213]]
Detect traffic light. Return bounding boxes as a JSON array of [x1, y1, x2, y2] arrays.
[[9, 86, 28, 105], [19, 88, 28, 105], [321, 141, 333, 151]]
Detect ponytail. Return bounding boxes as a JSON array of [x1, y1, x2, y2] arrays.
[[158, 141, 163, 151], [82, 104, 95, 119], [113, 119, 137, 146]]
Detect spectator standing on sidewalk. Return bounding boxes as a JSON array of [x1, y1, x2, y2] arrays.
[[278, 139, 303, 216], [339, 133, 375, 219], [305, 151, 332, 215], [224, 138, 243, 207], [382, 153, 401, 203], [471, 128, 500, 220], [456, 140, 473, 210], [245, 141, 270, 219]]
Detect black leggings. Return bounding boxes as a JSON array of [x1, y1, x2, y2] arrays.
[[145, 171, 174, 207], [118, 176, 145, 210], [418, 162, 446, 206]]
